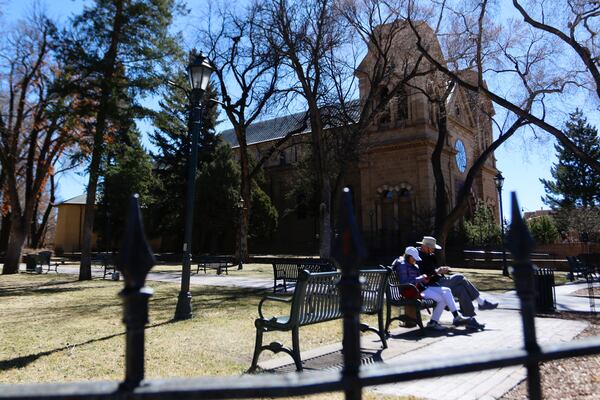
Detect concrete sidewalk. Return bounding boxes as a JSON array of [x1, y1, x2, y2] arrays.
[[28, 264, 275, 290], [255, 281, 597, 400]]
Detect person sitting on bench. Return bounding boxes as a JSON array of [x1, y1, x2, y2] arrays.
[[394, 247, 474, 331], [417, 236, 498, 317]]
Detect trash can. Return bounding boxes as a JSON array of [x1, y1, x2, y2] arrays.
[[24, 254, 37, 273], [534, 267, 556, 313]]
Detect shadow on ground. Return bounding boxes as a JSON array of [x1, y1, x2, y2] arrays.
[[0, 320, 175, 372]]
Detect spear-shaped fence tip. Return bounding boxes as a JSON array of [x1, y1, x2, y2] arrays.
[[118, 194, 156, 289], [506, 192, 535, 264], [332, 187, 367, 268]]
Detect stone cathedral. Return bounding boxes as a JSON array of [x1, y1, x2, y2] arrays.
[[222, 22, 500, 256]]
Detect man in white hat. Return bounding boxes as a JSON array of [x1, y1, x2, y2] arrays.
[[393, 246, 473, 330], [417, 236, 498, 316]]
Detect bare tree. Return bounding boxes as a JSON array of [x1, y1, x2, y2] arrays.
[[0, 14, 80, 274], [405, 0, 600, 173], [201, 2, 307, 264], [259, 0, 435, 258]]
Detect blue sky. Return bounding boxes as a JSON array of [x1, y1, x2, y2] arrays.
[[3, 0, 593, 215]]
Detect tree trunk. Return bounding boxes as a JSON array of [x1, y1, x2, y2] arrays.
[[2, 214, 26, 274], [0, 212, 11, 252], [79, 145, 102, 280], [319, 179, 332, 259], [432, 102, 449, 237], [237, 143, 251, 265], [31, 175, 55, 248], [79, 0, 123, 281]]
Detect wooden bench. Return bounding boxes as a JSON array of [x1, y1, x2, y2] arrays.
[[195, 255, 234, 275], [271, 259, 334, 292], [385, 266, 436, 334], [249, 268, 388, 372]]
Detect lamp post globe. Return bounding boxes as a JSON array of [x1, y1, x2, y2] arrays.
[[174, 50, 214, 320], [494, 172, 509, 277], [188, 51, 214, 92]]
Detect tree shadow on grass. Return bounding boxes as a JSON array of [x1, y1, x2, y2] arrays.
[[0, 320, 175, 372], [0, 278, 113, 298]]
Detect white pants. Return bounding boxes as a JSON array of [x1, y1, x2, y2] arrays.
[[422, 286, 458, 322]]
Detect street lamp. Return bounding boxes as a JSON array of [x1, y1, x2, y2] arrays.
[[174, 50, 214, 320], [237, 197, 245, 270], [494, 171, 509, 277]]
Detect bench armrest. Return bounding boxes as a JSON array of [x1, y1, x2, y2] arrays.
[[258, 296, 293, 319]]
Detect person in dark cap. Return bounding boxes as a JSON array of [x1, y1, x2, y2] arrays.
[[417, 236, 498, 317]]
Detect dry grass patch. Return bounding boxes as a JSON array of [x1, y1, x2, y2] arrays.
[[0, 273, 378, 385]]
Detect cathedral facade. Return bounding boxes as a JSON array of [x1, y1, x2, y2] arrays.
[[222, 23, 500, 256]]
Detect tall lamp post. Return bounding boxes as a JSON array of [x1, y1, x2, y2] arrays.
[[174, 50, 214, 320], [494, 171, 509, 277]]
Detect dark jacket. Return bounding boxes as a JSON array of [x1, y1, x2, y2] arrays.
[[418, 249, 438, 276]]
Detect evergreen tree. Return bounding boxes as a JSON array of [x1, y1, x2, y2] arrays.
[[527, 215, 559, 244], [96, 129, 157, 249], [148, 76, 219, 251], [463, 201, 501, 247], [541, 109, 600, 208], [58, 0, 183, 279]]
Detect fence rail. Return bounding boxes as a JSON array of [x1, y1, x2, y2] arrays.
[[1, 192, 599, 400]]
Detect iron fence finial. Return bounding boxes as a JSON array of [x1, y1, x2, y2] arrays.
[[118, 194, 155, 391], [118, 194, 156, 289]]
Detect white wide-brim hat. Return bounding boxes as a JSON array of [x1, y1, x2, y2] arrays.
[[416, 236, 442, 250]]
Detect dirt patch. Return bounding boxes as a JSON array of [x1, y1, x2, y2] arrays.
[[501, 313, 600, 400]]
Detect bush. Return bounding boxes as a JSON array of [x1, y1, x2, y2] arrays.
[[528, 215, 559, 244], [463, 201, 501, 247]]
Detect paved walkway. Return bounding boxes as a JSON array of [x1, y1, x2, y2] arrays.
[[255, 281, 598, 400], [33, 264, 275, 290]]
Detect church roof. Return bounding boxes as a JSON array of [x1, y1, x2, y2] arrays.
[[58, 194, 88, 205], [220, 112, 309, 147], [220, 101, 361, 148]]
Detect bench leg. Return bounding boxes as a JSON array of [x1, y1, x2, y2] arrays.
[[385, 301, 392, 334], [291, 327, 302, 371], [248, 327, 265, 373], [378, 309, 387, 348]]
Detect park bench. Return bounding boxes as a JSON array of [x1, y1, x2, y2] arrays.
[[195, 255, 234, 275], [92, 254, 116, 279], [24, 251, 59, 273], [271, 259, 334, 292], [385, 266, 436, 334], [249, 268, 388, 372], [566, 255, 599, 282]]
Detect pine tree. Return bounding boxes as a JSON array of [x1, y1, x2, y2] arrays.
[[58, 0, 183, 279], [541, 109, 600, 208], [148, 76, 220, 251], [96, 129, 157, 250]]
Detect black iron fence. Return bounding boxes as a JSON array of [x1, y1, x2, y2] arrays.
[[1, 192, 600, 400]]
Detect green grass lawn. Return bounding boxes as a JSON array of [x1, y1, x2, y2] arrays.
[[0, 273, 381, 386]]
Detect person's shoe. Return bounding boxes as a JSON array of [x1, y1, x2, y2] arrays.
[[452, 314, 471, 326], [426, 320, 447, 331], [465, 317, 486, 331], [478, 300, 499, 310]]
